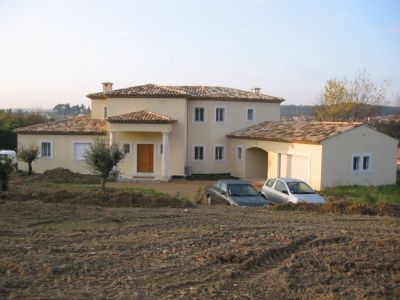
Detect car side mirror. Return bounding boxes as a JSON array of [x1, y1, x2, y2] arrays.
[[282, 190, 288, 195], [220, 191, 227, 196]]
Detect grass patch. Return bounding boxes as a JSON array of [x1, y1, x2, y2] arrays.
[[320, 184, 400, 205]]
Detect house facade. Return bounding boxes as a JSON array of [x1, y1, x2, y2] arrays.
[[15, 82, 398, 189]]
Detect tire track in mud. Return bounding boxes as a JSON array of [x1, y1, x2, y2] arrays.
[[224, 235, 351, 289]]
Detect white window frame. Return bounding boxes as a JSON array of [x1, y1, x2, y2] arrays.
[[214, 144, 225, 161], [214, 106, 227, 124], [72, 141, 92, 161], [121, 141, 132, 155], [192, 144, 206, 162], [351, 152, 372, 174], [39, 140, 53, 159], [246, 107, 256, 122], [192, 106, 207, 123], [236, 145, 243, 160]]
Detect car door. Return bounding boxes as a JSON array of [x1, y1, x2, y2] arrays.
[[273, 180, 290, 204], [262, 179, 276, 201]]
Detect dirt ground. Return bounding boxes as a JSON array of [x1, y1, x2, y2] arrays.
[[1, 198, 399, 299]]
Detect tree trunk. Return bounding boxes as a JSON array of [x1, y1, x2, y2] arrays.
[[28, 162, 32, 176]]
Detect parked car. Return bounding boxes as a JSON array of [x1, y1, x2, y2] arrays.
[[261, 178, 325, 204], [0, 150, 17, 165], [206, 179, 270, 207]]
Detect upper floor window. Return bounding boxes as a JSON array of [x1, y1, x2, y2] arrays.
[[215, 145, 225, 161], [215, 106, 226, 123], [247, 108, 255, 121], [40, 141, 52, 158], [352, 153, 371, 173], [193, 107, 206, 123]]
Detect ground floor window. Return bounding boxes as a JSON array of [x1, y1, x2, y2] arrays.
[[74, 143, 91, 161], [40, 141, 52, 158], [214, 145, 224, 161], [122, 143, 131, 154], [352, 153, 371, 173], [237, 146, 243, 160], [193, 145, 205, 161]]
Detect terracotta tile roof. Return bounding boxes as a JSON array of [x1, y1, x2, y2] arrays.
[[14, 116, 107, 135], [87, 84, 284, 103], [107, 110, 177, 124], [227, 121, 363, 144]]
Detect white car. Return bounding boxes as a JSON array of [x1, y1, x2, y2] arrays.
[[0, 150, 17, 165], [261, 177, 325, 204]]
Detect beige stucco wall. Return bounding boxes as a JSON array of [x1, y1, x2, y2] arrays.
[[107, 97, 187, 177], [187, 100, 281, 174], [228, 138, 323, 190], [91, 99, 107, 119], [321, 126, 398, 187], [17, 134, 105, 174]]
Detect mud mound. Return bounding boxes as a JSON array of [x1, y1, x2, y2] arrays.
[[34, 168, 99, 184], [271, 202, 400, 217], [10, 190, 194, 209]]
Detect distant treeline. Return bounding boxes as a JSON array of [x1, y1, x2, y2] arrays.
[[52, 103, 90, 117], [281, 104, 400, 120]]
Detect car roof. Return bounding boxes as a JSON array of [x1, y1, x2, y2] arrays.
[[217, 179, 250, 185], [267, 177, 305, 183]]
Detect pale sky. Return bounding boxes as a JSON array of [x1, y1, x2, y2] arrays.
[[0, 0, 399, 109]]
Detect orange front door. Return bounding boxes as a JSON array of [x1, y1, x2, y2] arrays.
[[137, 144, 154, 173]]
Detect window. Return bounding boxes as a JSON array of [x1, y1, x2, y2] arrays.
[[74, 143, 91, 161], [237, 146, 242, 160], [193, 145, 205, 161], [194, 107, 206, 123], [275, 180, 288, 194], [215, 146, 224, 161], [247, 108, 255, 121], [265, 179, 276, 188], [104, 107, 107, 118], [215, 107, 226, 123], [352, 153, 371, 173], [122, 143, 131, 154], [40, 142, 52, 158]]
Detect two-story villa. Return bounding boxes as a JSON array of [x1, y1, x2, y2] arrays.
[[15, 82, 398, 189]]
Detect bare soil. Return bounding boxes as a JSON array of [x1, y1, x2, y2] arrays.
[[0, 197, 399, 299]]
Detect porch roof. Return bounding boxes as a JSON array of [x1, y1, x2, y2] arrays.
[[107, 110, 177, 124], [13, 116, 107, 135], [227, 121, 363, 145]]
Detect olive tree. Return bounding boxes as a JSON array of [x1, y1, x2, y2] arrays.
[[18, 144, 39, 176], [84, 139, 125, 191]]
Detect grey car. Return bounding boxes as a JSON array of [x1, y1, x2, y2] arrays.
[[261, 178, 325, 204], [206, 179, 269, 207]]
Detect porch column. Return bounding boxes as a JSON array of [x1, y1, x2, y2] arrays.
[[161, 132, 169, 181], [276, 153, 281, 177], [110, 131, 116, 146]]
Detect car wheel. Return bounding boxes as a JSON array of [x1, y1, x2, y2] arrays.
[[207, 195, 212, 205]]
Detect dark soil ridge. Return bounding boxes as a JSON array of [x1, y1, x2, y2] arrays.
[[271, 202, 400, 218], [4, 190, 194, 209]]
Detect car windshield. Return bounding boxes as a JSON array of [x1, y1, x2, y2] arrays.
[[228, 184, 258, 196], [287, 182, 315, 194]]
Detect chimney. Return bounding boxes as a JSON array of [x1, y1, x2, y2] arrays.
[[102, 82, 113, 93], [251, 87, 261, 95]]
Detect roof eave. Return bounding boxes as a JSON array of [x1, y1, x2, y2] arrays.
[[226, 134, 321, 145]]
